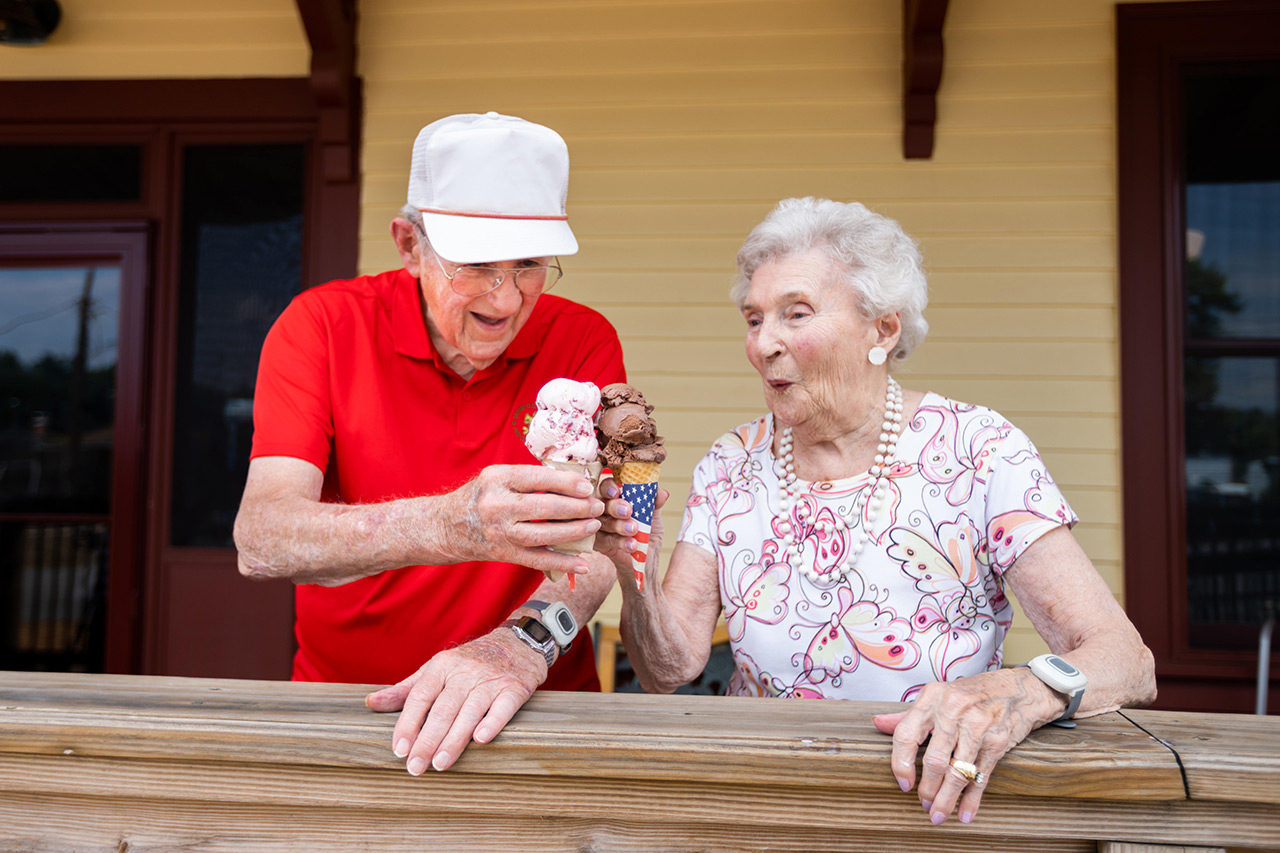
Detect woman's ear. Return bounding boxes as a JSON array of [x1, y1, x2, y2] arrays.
[[875, 311, 903, 351], [390, 218, 421, 276]]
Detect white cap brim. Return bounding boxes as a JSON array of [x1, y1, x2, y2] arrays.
[[420, 212, 578, 264]]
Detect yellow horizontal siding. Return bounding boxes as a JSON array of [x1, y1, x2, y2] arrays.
[[366, 162, 1114, 203], [0, 0, 308, 79], [578, 305, 1112, 343]]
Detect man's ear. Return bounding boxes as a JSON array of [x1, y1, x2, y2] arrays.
[[390, 218, 421, 275]]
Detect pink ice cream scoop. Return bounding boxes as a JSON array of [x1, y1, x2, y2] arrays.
[[524, 378, 601, 463]]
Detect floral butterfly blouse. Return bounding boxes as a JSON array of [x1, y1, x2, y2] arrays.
[[677, 393, 1077, 702]]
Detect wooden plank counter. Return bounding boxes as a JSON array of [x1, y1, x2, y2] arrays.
[[1, 671, 1277, 851]]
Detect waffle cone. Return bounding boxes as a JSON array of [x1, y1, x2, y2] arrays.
[[540, 459, 603, 559], [614, 460, 661, 485]]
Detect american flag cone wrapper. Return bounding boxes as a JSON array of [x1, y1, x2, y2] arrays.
[[616, 461, 661, 591]]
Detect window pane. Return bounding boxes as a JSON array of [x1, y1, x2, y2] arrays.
[[0, 520, 108, 672], [170, 144, 305, 547], [1183, 70, 1280, 339], [1184, 356, 1280, 640], [0, 265, 120, 514], [0, 145, 143, 203]]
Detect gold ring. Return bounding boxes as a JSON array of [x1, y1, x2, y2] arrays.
[[949, 758, 980, 784]]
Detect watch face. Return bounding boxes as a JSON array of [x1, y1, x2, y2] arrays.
[[1030, 654, 1087, 695], [523, 619, 552, 644], [1048, 656, 1080, 677], [554, 609, 575, 634]]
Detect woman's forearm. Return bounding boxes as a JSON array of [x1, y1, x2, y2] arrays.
[[1049, 625, 1157, 718], [618, 542, 722, 693], [1007, 527, 1158, 717]]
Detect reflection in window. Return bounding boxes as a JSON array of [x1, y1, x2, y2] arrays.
[[1185, 182, 1280, 339], [1184, 359, 1279, 634], [0, 266, 120, 514], [170, 145, 305, 547], [1181, 68, 1280, 644]]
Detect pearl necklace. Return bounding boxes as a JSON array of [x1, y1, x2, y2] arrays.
[[774, 377, 904, 584]]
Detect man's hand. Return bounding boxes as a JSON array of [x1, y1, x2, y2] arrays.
[[365, 629, 546, 773], [436, 464, 605, 576]]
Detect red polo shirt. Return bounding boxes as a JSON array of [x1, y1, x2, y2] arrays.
[[250, 268, 626, 689]]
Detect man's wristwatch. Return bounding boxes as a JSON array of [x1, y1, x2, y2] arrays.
[[504, 600, 579, 668], [1021, 654, 1087, 728]]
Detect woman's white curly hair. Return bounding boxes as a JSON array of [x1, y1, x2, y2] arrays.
[[731, 197, 929, 363]]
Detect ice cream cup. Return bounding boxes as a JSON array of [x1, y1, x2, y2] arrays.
[[615, 460, 661, 592], [540, 459, 604, 581]]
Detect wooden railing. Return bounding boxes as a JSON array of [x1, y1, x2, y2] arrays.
[[1, 671, 1277, 851]]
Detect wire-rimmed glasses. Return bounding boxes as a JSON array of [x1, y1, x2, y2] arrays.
[[424, 239, 562, 298]]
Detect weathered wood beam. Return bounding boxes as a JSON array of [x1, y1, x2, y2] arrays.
[[3, 672, 1280, 850], [294, 0, 360, 183], [902, 0, 949, 159]]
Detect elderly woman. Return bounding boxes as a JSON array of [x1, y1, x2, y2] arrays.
[[596, 197, 1156, 826]]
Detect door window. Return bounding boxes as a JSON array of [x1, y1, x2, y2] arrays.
[[169, 144, 306, 548], [0, 240, 141, 673], [1118, 2, 1280, 712], [1181, 69, 1280, 646]]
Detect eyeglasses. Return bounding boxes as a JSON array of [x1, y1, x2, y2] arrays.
[[424, 238, 562, 298]]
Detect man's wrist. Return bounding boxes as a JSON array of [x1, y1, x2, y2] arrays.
[[411, 491, 470, 565], [497, 622, 554, 670], [504, 616, 559, 668]]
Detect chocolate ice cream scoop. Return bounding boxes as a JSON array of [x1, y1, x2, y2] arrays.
[[596, 383, 666, 469]]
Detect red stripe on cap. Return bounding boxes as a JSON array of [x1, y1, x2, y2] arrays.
[[418, 207, 568, 221]]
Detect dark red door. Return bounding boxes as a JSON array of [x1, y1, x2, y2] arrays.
[[0, 226, 148, 673]]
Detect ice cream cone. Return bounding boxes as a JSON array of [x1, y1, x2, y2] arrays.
[[541, 459, 604, 582], [615, 461, 661, 591]]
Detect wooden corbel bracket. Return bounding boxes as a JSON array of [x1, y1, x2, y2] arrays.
[[295, 0, 360, 183], [902, 0, 949, 159]]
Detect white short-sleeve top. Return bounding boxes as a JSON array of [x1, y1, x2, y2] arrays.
[[677, 393, 1077, 702]]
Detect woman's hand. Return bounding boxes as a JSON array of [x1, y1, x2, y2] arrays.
[[871, 667, 1067, 825], [593, 475, 668, 584]]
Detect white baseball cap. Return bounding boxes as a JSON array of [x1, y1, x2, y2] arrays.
[[407, 111, 579, 264]]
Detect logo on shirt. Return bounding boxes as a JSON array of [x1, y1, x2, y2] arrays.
[[511, 402, 536, 440]]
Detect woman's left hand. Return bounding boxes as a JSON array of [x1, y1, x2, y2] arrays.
[[594, 476, 668, 582], [871, 667, 1064, 825]]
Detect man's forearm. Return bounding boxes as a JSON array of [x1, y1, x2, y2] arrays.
[[235, 491, 460, 585], [513, 552, 618, 633]]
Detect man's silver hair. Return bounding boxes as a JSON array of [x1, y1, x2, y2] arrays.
[[401, 204, 432, 256], [400, 204, 423, 229], [731, 197, 929, 363]]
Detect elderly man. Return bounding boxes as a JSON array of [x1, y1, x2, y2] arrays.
[[233, 112, 626, 774]]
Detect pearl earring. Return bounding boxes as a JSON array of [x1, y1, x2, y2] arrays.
[[868, 345, 887, 366]]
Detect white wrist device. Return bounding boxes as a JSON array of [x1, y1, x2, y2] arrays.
[[1022, 654, 1087, 726], [524, 599, 578, 651]]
